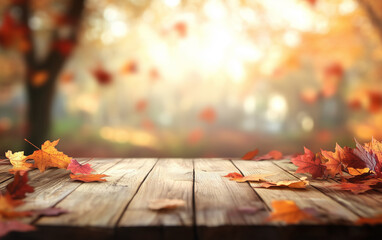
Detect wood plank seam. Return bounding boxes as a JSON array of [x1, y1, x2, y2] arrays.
[[192, 159, 199, 240], [270, 161, 367, 218], [31, 158, 122, 225], [113, 158, 159, 229], [230, 159, 271, 211]]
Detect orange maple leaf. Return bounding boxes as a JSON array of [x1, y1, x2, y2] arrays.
[[5, 151, 32, 175], [321, 143, 345, 177], [27, 139, 72, 172], [266, 200, 316, 224], [5, 172, 34, 200], [223, 172, 243, 179], [70, 174, 108, 182], [260, 177, 309, 189]]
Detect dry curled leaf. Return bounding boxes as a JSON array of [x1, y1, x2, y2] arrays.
[[260, 177, 309, 189], [266, 200, 316, 224], [70, 174, 108, 182], [148, 199, 185, 210], [28, 139, 72, 172]]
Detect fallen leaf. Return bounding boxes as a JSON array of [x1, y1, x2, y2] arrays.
[[266, 200, 316, 224], [260, 177, 309, 189], [223, 172, 243, 179], [353, 139, 377, 172], [241, 149, 259, 160], [321, 143, 345, 177], [148, 198, 185, 210], [0, 220, 35, 238], [33, 207, 68, 217], [70, 174, 108, 182], [5, 151, 32, 175], [356, 214, 382, 225], [232, 173, 274, 183], [0, 194, 31, 219], [199, 107, 216, 124], [5, 172, 34, 200], [31, 71, 48, 87], [67, 159, 94, 175], [27, 139, 72, 172], [327, 182, 372, 194], [291, 147, 326, 178], [347, 167, 370, 176]]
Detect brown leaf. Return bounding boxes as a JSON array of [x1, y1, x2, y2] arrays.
[[254, 150, 283, 161], [5, 172, 34, 200], [148, 199, 185, 210], [266, 200, 316, 224], [327, 182, 372, 194], [70, 174, 108, 182]]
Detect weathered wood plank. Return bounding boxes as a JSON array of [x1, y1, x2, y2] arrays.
[[194, 158, 268, 226], [274, 159, 382, 217], [232, 159, 359, 222], [0, 163, 12, 183], [117, 158, 194, 240], [36, 158, 157, 228]]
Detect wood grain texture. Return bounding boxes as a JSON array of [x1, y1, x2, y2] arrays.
[[36, 158, 157, 227], [0, 163, 12, 183], [275, 159, 382, 217], [117, 158, 194, 240], [232, 159, 359, 222], [194, 158, 268, 226]]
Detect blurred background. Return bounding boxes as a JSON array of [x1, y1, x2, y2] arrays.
[[1, 0, 382, 157]]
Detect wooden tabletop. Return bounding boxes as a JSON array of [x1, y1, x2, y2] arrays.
[[1, 158, 382, 240]]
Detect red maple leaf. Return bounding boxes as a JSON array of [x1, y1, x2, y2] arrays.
[[254, 150, 283, 161], [67, 159, 94, 175], [291, 147, 326, 178], [5, 172, 34, 200]]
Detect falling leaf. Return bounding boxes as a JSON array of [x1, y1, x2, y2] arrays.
[[27, 139, 72, 172], [67, 159, 94, 175], [291, 147, 326, 178], [31, 71, 48, 87], [135, 99, 148, 112], [5, 151, 32, 175], [70, 174, 108, 182], [266, 200, 316, 224], [121, 60, 138, 75], [187, 128, 204, 144], [0, 220, 35, 238], [260, 177, 309, 189], [232, 173, 274, 182], [199, 107, 216, 124], [148, 198, 186, 210], [92, 65, 113, 85], [5, 172, 34, 200], [241, 149, 259, 160], [356, 214, 382, 225], [223, 172, 243, 179], [328, 182, 372, 194]]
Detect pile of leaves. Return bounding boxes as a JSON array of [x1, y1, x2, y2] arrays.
[[291, 138, 382, 194], [1, 139, 108, 237]]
